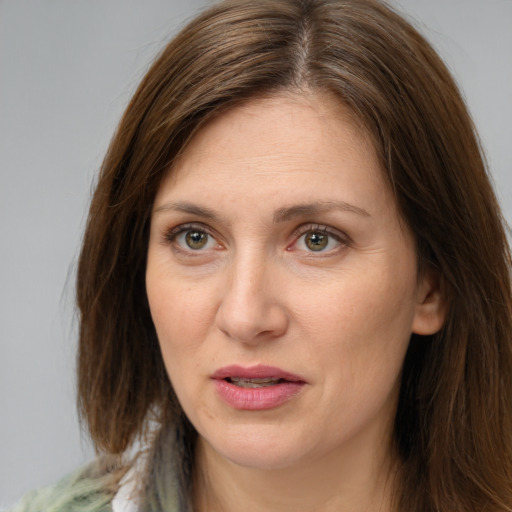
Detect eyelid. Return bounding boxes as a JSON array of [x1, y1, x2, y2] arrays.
[[292, 223, 351, 244], [164, 222, 215, 242], [161, 222, 350, 255], [163, 222, 224, 253], [287, 223, 352, 256]]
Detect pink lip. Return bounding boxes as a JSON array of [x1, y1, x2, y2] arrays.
[[211, 365, 306, 411]]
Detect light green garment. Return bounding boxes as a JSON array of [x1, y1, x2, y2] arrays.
[[8, 462, 116, 512], [9, 424, 186, 512], [8, 456, 182, 512]]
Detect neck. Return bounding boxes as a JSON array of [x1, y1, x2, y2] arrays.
[[193, 436, 397, 512]]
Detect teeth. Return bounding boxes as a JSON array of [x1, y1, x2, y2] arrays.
[[229, 377, 281, 388]]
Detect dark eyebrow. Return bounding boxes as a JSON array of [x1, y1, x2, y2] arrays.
[[154, 201, 217, 219], [273, 201, 371, 222]]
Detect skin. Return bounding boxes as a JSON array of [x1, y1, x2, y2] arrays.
[[146, 92, 445, 512]]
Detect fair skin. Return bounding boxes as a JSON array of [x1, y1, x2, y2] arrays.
[[146, 92, 445, 512]]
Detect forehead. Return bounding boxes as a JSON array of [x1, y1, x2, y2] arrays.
[[154, 92, 390, 217]]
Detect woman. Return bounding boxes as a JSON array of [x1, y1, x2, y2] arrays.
[[11, 0, 512, 511]]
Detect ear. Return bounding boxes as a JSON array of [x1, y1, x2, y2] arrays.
[[412, 267, 447, 335]]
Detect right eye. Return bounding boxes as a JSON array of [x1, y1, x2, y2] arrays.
[[167, 225, 219, 252]]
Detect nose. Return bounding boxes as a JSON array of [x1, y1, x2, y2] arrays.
[[215, 252, 289, 344]]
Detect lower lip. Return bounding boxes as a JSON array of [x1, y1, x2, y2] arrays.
[[212, 379, 305, 410]]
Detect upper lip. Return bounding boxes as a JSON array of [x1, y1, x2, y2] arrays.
[[211, 364, 305, 382]]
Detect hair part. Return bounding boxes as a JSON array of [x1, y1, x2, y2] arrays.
[[76, 0, 512, 510]]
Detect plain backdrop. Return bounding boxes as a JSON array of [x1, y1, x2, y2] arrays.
[[1, 0, 511, 507]]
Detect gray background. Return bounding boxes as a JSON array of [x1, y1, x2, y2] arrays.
[[1, 0, 511, 507]]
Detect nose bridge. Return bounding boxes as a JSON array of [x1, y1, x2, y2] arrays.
[[232, 246, 267, 300], [215, 244, 287, 343]]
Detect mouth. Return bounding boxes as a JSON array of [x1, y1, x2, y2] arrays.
[[211, 365, 306, 410], [212, 364, 305, 385], [226, 377, 289, 388]]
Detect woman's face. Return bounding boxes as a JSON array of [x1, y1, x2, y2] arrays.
[[146, 93, 443, 472]]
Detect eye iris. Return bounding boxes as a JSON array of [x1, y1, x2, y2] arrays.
[[305, 232, 328, 251], [185, 230, 208, 249]]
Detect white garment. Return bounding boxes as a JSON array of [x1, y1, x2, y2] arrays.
[[111, 465, 140, 512], [111, 450, 149, 512]]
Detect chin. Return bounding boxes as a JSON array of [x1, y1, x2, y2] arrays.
[[221, 446, 303, 471], [199, 425, 311, 471]]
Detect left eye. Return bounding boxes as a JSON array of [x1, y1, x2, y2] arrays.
[[295, 230, 342, 252], [175, 228, 217, 251]]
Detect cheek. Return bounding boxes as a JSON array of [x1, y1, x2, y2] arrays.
[[304, 279, 414, 434], [299, 263, 417, 383], [146, 274, 220, 374], [147, 255, 213, 330], [147, 283, 206, 411], [297, 266, 416, 339]]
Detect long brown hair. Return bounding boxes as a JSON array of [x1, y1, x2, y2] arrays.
[[77, 0, 512, 509]]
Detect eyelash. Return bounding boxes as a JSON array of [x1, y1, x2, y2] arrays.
[[291, 224, 350, 254], [164, 223, 219, 254], [163, 223, 350, 255]]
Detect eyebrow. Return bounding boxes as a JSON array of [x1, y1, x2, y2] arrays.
[[154, 201, 218, 219], [273, 201, 371, 222], [154, 200, 371, 222]]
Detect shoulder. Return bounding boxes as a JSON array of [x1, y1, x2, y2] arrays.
[[7, 459, 120, 512]]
